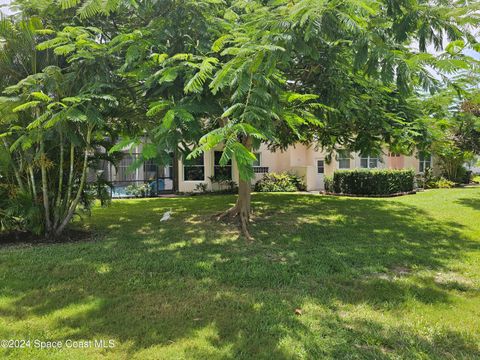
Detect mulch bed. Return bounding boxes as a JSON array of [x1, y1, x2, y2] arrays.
[[321, 190, 417, 198], [0, 229, 93, 248]]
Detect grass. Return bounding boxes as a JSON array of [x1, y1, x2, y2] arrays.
[[0, 188, 480, 359]]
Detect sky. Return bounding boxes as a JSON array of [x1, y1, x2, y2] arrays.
[[0, 0, 13, 15]]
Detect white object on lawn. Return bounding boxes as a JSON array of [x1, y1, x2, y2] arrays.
[[160, 209, 172, 222]]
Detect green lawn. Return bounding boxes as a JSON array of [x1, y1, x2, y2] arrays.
[[1, 189, 480, 359]]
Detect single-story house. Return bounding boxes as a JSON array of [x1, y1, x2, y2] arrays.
[[99, 143, 437, 197]]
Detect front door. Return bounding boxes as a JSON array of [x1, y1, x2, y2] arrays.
[[315, 159, 325, 190]]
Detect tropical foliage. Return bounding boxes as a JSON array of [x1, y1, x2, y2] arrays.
[[1, 0, 480, 238], [0, 17, 121, 236], [255, 172, 307, 193], [422, 86, 480, 182]]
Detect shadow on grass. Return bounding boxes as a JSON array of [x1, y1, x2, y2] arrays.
[[455, 198, 480, 211], [1, 193, 479, 358]]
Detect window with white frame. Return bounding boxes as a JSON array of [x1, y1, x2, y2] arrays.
[[360, 154, 381, 169], [183, 155, 205, 181], [253, 153, 269, 174], [419, 152, 432, 173], [337, 150, 351, 169], [317, 159, 325, 174]]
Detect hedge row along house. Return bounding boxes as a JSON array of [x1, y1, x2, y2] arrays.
[[97, 143, 435, 197]]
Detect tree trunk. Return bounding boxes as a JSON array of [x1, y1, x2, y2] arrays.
[[216, 136, 253, 241], [53, 131, 64, 228], [39, 138, 52, 236], [2, 139, 25, 192], [29, 166, 37, 199], [54, 126, 92, 237], [236, 176, 252, 240], [64, 142, 75, 210], [173, 149, 179, 192]]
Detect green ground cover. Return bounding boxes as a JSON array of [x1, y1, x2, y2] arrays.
[[0, 188, 479, 359]]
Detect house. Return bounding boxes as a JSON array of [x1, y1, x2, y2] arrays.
[[101, 143, 436, 197], [466, 156, 480, 174]]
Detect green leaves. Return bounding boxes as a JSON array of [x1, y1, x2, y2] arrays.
[[59, 0, 122, 19], [146, 101, 172, 117], [53, 44, 76, 56], [61, 97, 82, 104], [13, 0, 477, 191], [212, 35, 232, 52], [13, 101, 41, 113], [283, 93, 319, 103], [142, 143, 158, 160], [59, 0, 82, 9], [109, 137, 139, 154], [210, 62, 233, 95], [151, 53, 169, 65], [37, 26, 105, 64], [31, 92, 52, 102], [184, 57, 219, 94], [230, 142, 256, 181], [188, 121, 267, 181], [163, 110, 176, 129], [147, 100, 198, 137], [445, 40, 465, 55], [157, 68, 179, 84]]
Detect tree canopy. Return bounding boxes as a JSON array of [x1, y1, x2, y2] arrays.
[[1, 0, 480, 238]]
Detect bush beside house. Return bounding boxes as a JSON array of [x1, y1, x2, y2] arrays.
[[326, 169, 415, 196], [125, 183, 151, 197], [255, 172, 306, 192], [416, 167, 473, 189]]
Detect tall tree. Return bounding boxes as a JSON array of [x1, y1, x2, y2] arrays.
[[0, 20, 121, 237], [5, 0, 479, 238], [172, 0, 479, 238]]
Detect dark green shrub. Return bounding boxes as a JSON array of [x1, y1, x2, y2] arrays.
[[288, 173, 307, 191], [460, 169, 472, 184], [194, 183, 208, 193], [324, 176, 333, 192], [255, 172, 306, 192], [416, 167, 437, 189], [417, 166, 470, 189], [0, 184, 43, 235], [331, 169, 415, 195]]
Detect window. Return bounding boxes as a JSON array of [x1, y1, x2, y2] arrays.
[[144, 160, 158, 181], [184, 155, 205, 181], [253, 167, 269, 174], [116, 154, 138, 181], [388, 152, 401, 157], [419, 152, 432, 173], [317, 160, 325, 174], [214, 151, 232, 179], [360, 154, 381, 169], [337, 150, 351, 169], [252, 152, 269, 174], [253, 153, 261, 167]]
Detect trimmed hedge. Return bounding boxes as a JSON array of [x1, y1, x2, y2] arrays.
[[329, 169, 415, 195]]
